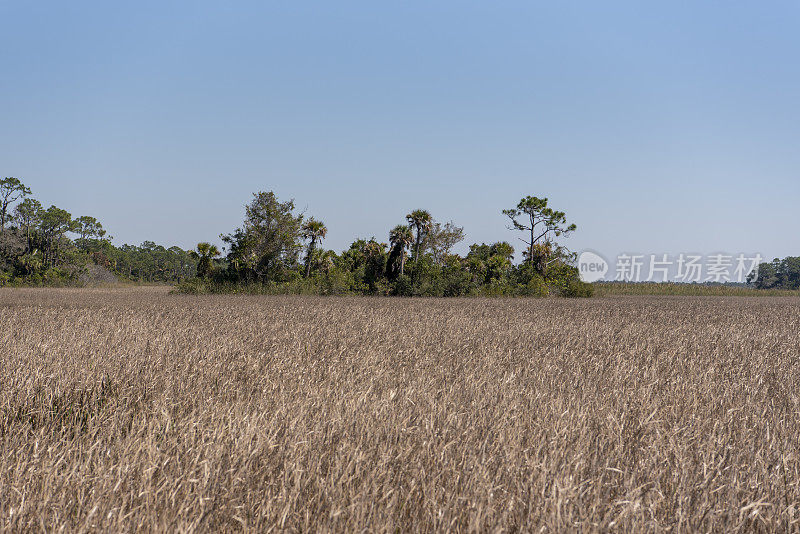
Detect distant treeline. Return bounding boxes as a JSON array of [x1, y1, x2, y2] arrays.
[[179, 190, 593, 297], [594, 282, 800, 297], [9, 175, 788, 297], [0, 177, 197, 285], [748, 257, 800, 290]]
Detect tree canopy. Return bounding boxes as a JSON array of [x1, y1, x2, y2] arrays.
[[0, 177, 32, 234], [748, 257, 800, 290], [221, 192, 304, 282], [503, 196, 576, 273]]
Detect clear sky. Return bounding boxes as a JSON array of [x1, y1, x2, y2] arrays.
[[2, 1, 798, 263]]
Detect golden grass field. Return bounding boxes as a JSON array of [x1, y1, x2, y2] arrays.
[[1, 287, 799, 532], [593, 282, 800, 297]]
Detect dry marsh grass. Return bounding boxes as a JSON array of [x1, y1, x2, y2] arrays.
[[1, 287, 799, 532], [593, 282, 800, 297]]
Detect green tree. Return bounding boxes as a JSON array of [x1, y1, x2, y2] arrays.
[[339, 238, 388, 292], [39, 206, 73, 267], [490, 241, 515, 262], [74, 215, 108, 250], [0, 177, 32, 235], [222, 191, 303, 282], [167, 246, 196, 281], [465, 242, 515, 285], [503, 196, 576, 272], [388, 224, 414, 277], [749, 257, 800, 290], [193, 242, 221, 278], [486, 254, 513, 282], [406, 209, 433, 263], [301, 218, 328, 278], [74, 215, 106, 241], [362, 240, 388, 289], [309, 248, 336, 274], [13, 198, 43, 252], [423, 220, 465, 265], [17, 251, 44, 276], [784, 257, 800, 289]]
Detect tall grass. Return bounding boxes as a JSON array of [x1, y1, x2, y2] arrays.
[[593, 281, 800, 297], [1, 287, 799, 531]]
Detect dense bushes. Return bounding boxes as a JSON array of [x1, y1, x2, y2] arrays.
[[177, 256, 592, 298]]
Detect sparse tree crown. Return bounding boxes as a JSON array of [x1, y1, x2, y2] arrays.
[[503, 196, 576, 272], [0, 177, 32, 234]]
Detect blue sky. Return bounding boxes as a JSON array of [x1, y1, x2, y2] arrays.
[[2, 1, 798, 263]]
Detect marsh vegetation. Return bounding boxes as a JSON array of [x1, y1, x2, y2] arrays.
[[1, 288, 798, 531]]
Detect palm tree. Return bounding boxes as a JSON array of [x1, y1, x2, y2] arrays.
[[194, 242, 220, 278], [406, 209, 432, 263], [389, 224, 414, 276], [302, 218, 328, 277], [313, 249, 336, 274]]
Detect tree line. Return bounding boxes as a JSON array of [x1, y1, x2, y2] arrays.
[[5, 177, 794, 296], [748, 257, 800, 290], [181, 190, 593, 297], [0, 177, 197, 285]]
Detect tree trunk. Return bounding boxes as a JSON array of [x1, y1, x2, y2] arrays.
[[305, 238, 316, 278], [528, 224, 533, 264]]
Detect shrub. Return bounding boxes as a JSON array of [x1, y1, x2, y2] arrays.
[[175, 278, 210, 294], [521, 275, 549, 297], [393, 274, 413, 296], [563, 279, 594, 298]]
